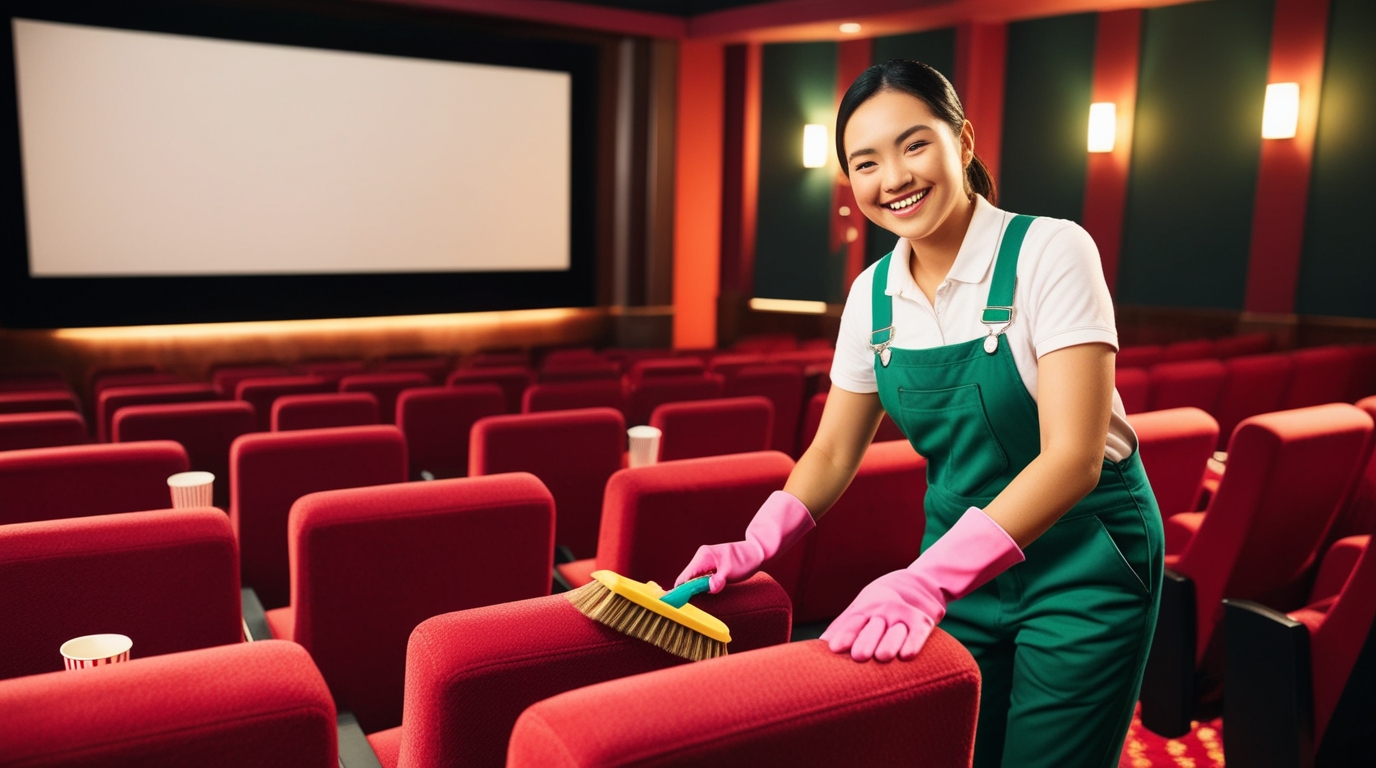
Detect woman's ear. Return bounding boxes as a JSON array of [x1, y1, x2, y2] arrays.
[[960, 120, 976, 167]]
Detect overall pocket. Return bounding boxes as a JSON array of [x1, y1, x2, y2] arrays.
[[897, 384, 1009, 497]]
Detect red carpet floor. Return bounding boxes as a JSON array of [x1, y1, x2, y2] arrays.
[[1120, 705, 1226, 767]]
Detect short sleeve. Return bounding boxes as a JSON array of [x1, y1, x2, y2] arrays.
[[1023, 223, 1118, 358], [829, 264, 880, 394]]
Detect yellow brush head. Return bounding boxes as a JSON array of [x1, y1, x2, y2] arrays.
[[567, 570, 731, 661]]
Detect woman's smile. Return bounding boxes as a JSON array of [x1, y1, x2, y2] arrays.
[[882, 187, 930, 218]]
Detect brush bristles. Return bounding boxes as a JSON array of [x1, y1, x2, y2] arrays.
[[568, 580, 727, 662]]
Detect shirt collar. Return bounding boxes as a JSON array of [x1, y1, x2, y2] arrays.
[[884, 195, 1007, 296]]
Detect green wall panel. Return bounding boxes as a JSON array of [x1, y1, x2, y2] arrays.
[[998, 13, 1096, 222], [1117, 0, 1274, 310], [753, 41, 842, 302], [865, 30, 957, 266], [1296, 0, 1376, 319]]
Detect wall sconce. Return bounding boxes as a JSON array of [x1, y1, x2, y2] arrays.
[[1261, 82, 1299, 139], [1087, 102, 1116, 153], [803, 124, 828, 168]]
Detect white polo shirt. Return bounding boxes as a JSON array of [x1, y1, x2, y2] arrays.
[[830, 195, 1135, 461]]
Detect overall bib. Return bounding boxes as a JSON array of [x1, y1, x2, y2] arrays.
[[870, 216, 1164, 768]]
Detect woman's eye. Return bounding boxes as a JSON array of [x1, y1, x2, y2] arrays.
[[853, 160, 875, 172], [906, 141, 928, 152]]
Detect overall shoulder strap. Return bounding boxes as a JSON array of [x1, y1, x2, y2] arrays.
[[981, 214, 1035, 324], [871, 253, 894, 346]]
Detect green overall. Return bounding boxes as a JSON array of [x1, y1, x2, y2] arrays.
[[869, 216, 1164, 768]]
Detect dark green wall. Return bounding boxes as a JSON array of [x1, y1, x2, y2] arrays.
[[1117, 0, 1274, 310], [998, 13, 1096, 222], [1296, 0, 1376, 320], [753, 41, 843, 302], [865, 29, 957, 266]]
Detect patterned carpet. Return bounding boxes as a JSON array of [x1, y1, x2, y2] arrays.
[[1119, 705, 1226, 768]]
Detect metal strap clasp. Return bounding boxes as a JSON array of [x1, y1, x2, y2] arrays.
[[869, 325, 894, 367]]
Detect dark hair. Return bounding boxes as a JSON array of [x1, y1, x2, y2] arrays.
[[835, 59, 996, 205]]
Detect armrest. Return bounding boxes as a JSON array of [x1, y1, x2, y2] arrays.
[[1309, 535, 1370, 604], [241, 586, 273, 642], [1221, 599, 1314, 768], [337, 711, 384, 768], [1140, 568, 1196, 738]]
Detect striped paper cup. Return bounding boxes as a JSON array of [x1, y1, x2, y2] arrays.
[[167, 471, 215, 509], [60, 634, 132, 670]]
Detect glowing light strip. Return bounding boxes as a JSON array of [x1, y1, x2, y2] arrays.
[[748, 298, 829, 314]]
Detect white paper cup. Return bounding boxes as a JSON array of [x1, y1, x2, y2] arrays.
[[168, 471, 215, 509], [627, 425, 662, 468], [60, 634, 132, 670]]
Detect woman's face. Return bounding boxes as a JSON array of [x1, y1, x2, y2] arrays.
[[842, 89, 975, 245]]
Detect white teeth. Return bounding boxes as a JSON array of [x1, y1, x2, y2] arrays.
[[887, 189, 928, 210]]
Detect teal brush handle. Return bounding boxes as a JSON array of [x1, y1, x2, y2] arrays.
[[660, 576, 712, 609]]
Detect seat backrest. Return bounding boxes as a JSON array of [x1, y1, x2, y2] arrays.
[[97, 382, 219, 442], [507, 633, 979, 768], [706, 353, 768, 381], [113, 401, 257, 509], [396, 385, 506, 480], [0, 368, 69, 393], [0, 441, 189, 525], [1116, 344, 1164, 369], [272, 391, 380, 431], [1115, 366, 1150, 414], [210, 364, 292, 397], [376, 355, 453, 384], [446, 366, 535, 414], [1346, 344, 1376, 403], [724, 364, 807, 456], [337, 372, 432, 425], [1282, 346, 1355, 411], [236, 375, 336, 432], [792, 440, 928, 623], [1147, 359, 1226, 414], [1177, 404, 1374, 661], [466, 350, 533, 369], [628, 357, 706, 384], [296, 359, 369, 384], [1162, 338, 1216, 363], [1215, 353, 1294, 451], [594, 451, 801, 594], [469, 407, 625, 560], [0, 508, 242, 681], [1309, 536, 1376, 745], [538, 360, 622, 383], [1329, 396, 1376, 540], [0, 640, 337, 768], [0, 389, 80, 416], [1128, 407, 1220, 517], [397, 573, 793, 768], [522, 378, 628, 418], [286, 473, 554, 733], [1214, 332, 1274, 359], [230, 425, 407, 609], [0, 411, 88, 452], [626, 374, 725, 427], [650, 396, 773, 463]]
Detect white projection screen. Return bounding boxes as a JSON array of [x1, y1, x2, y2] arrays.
[[12, 17, 572, 277]]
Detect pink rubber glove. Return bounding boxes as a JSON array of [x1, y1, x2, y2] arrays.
[[675, 490, 815, 593], [820, 507, 1024, 662]]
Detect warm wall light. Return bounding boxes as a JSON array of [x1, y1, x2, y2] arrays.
[[803, 124, 828, 168], [1262, 82, 1299, 139], [1087, 102, 1116, 153], [749, 297, 829, 314], [839, 22, 862, 34]]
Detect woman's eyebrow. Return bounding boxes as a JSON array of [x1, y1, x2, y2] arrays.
[[847, 124, 932, 164]]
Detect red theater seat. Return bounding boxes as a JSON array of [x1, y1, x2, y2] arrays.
[[1116, 344, 1164, 369], [264, 474, 554, 733], [1347, 344, 1376, 403], [626, 373, 724, 427], [230, 425, 407, 609], [0, 368, 69, 392], [0, 411, 88, 452], [1283, 346, 1355, 410], [447, 365, 535, 414], [296, 359, 369, 385], [271, 391, 380, 431], [377, 573, 793, 768], [522, 378, 628, 418], [113, 400, 257, 509], [507, 633, 980, 768], [1128, 407, 1219, 517], [1214, 332, 1274, 358], [650, 396, 773, 463], [376, 355, 453, 384], [1147, 359, 1226, 414], [210, 364, 292, 397], [469, 407, 625, 560], [396, 385, 506, 480], [0, 441, 188, 526], [236, 375, 336, 432], [0, 508, 242, 681], [1162, 338, 1216, 362], [538, 360, 621, 383], [628, 357, 706, 384], [465, 350, 532, 369], [0, 389, 80, 416], [723, 364, 806, 456], [338, 372, 431, 425], [0, 641, 337, 768], [1215, 352, 1294, 451], [97, 382, 218, 443], [1115, 366, 1150, 414]]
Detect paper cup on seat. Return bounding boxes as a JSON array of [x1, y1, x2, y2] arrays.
[[168, 471, 215, 508], [627, 425, 662, 468], [60, 634, 132, 670]]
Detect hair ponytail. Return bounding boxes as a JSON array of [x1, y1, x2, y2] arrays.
[[965, 154, 997, 206]]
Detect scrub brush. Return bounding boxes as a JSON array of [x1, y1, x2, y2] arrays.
[[567, 570, 731, 661]]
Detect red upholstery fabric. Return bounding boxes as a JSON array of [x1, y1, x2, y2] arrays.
[[522, 378, 628, 417], [236, 375, 336, 432], [272, 391, 380, 431], [0, 411, 88, 451], [394, 573, 793, 768], [1116, 344, 1164, 369], [296, 359, 369, 384], [1115, 366, 1150, 414], [396, 385, 505, 480], [368, 727, 403, 768], [538, 360, 621, 383], [1147, 360, 1226, 414], [1282, 346, 1355, 410], [626, 374, 724, 427], [628, 357, 706, 384], [724, 364, 807, 456], [1300, 535, 1376, 743], [707, 352, 769, 380], [1308, 536, 1368, 604], [275, 474, 554, 732], [558, 451, 800, 593], [0, 508, 242, 680], [1128, 407, 1219, 517], [230, 425, 407, 609], [0, 441, 189, 525], [1162, 338, 1216, 362], [376, 356, 453, 384], [447, 366, 535, 414], [768, 347, 836, 367], [210, 364, 292, 397], [0, 389, 80, 416], [338, 372, 431, 425], [97, 382, 218, 443], [113, 400, 257, 508], [539, 348, 603, 368], [1346, 344, 1376, 402], [650, 396, 773, 462], [0, 640, 337, 768], [1215, 353, 1294, 450], [1173, 404, 1373, 664], [465, 350, 532, 369], [1214, 332, 1274, 358], [469, 408, 625, 559], [507, 633, 979, 768], [0, 369, 69, 392], [89, 371, 181, 403]]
